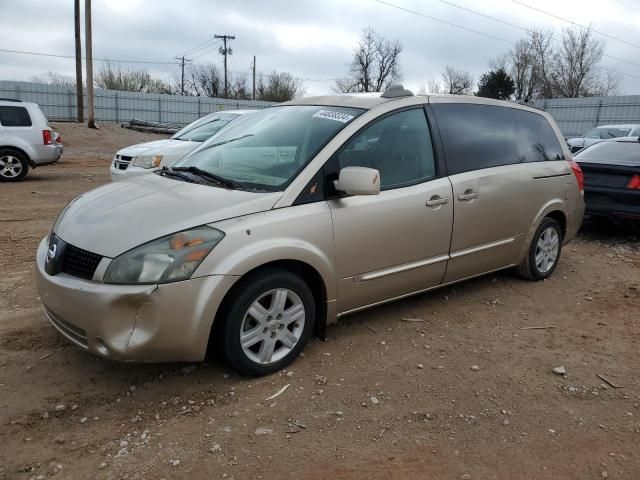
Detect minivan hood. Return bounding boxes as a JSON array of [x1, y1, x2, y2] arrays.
[[117, 139, 198, 158], [55, 174, 283, 258]]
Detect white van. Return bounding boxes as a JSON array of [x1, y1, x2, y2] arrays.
[[110, 110, 254, 181]]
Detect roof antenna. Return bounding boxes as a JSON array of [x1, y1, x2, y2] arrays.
[[381, 84, 414, 98]]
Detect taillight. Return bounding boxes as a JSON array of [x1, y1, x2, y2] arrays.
[[627, 174, 640, 190], [42, 130, 52, 145], [567, 159, 584, 192]]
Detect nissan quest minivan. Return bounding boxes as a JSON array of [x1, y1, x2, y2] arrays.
[[36, 88, 585, 376]]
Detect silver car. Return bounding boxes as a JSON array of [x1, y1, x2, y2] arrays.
[[0, 99, 63, 181], [566, 124, 640, 154], [36, 88, 584, 376]]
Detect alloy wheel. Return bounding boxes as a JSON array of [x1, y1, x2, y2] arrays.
[[0, 155, 23, 178], [535, 226, 560, 274], [239, 288, 305, 365]]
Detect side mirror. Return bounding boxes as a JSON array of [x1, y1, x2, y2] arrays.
[[334, 166, 380, 196]]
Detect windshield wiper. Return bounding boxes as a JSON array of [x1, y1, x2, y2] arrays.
[[172, 166, 238, 189], [158, 167, 195, 183], [197, 133, 255, 153]]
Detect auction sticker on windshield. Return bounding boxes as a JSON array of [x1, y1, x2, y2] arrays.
[[312, 109, 355, 123]]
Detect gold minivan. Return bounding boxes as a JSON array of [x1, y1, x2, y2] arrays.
[[36, 88, 585, 376]]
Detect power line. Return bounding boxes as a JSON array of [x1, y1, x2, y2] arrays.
[[612, 0, 640, 13], [429, 0, 640, 70], [372, 0, 640, 81], [0, 47, 177, 65], [372, 0, 515, 45], [508, 0, 640, 51]]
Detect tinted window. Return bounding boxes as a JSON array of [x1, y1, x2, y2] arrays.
[[0, 106, 32, 127], [513, 109, 564, 162], [432, 103, 520, 175], [336, 108, 436, 189], [575, 141, 640, 166]]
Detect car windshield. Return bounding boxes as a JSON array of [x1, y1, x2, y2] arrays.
[[172, 112, 240, 141], [584, 127, 631, 139], [173, 105, 364, 190]]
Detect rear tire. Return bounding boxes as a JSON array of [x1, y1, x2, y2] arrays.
[[220, 269, 315, 377], [517, 217, 563, 281], [0, 149, 29, 182]]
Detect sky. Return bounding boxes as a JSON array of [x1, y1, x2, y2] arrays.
[[1, 0, 640, 96]]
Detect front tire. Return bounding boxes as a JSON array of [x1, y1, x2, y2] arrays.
[[517, 217, 563, 281], [0, 149, 29, 182], [221, 269, 315, 377]]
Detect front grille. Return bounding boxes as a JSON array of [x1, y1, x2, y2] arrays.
[[44, 306, 88, 348], [113, 154, 132, 171], [61, 243, 102, 280]]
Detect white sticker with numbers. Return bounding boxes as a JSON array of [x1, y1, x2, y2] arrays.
[[312, 109, 355, 123]]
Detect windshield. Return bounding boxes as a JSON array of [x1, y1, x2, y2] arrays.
[[584, 127, 631, 139], [172, 112, 240, 141], [173, 105, 364, 190]]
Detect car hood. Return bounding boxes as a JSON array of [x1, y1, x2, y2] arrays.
[[566, 138, 585, 147], [55, 173, 283, 258], [116, 139, 199, 158]]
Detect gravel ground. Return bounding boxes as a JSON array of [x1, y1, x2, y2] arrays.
[[1, 123, 639, 480]]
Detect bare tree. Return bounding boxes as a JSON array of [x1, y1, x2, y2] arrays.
[[187, 63, 223, 97], [509, 39, 539, 101], [257, 71, 303, 102], [441, 66, 474, 95], [528, 28, 555, 98], [424, 77, 445, 94], [550, 26, 615, 97], [31, 72, 76, 87], [334, 27, 402, 93], [95, 61, 171, 93]]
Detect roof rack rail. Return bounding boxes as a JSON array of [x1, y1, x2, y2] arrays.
[[0, 98, 23, 102], [381, 85, 413, 99]]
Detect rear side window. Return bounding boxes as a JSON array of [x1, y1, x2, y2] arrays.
[[512, 109, 564, 162], [432, 103, 520, 175], [0, 106, 32, 127]]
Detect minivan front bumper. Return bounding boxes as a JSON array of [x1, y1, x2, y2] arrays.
[[35, 237, 237, 362]]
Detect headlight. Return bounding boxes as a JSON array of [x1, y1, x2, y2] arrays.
[[104, 226, 224, 284], [132, 155, 163, 169]]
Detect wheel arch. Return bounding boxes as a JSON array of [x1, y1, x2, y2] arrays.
[[518, 201, 568, 263], [208, 259, 330, 359]]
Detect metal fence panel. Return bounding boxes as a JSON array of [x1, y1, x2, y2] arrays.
[[0, 80, 273, 125], [3, 81, 639, 139], [535, 95, 640, 139]]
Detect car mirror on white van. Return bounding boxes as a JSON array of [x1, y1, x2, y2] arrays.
[[334, 166, 381, 196]]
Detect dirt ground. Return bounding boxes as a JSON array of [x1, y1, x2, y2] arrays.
[[1, 122, 639, 480]]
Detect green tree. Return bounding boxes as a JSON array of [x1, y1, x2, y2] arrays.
[[476, 68, 515, 100]]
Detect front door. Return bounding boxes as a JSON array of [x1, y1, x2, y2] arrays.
[[328, 107, 453, 313]]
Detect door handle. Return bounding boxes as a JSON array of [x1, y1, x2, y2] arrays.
[[458, 190, 478, 202], [426, 196, 449, 207]]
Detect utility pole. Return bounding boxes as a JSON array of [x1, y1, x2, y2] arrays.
[[251, 55, 256, 101], [84, 0, 97, 128], [74, 0, 83, 123], [214, 34, 235, 98], [175, 56, 191, 96]]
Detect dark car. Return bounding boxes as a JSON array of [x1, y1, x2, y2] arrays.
[[575, 137, 640, 224]]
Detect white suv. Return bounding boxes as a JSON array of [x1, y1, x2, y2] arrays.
[[0, 99, 63, 181]]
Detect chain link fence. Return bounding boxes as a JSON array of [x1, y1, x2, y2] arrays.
[[0, 80, 273, 126]]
